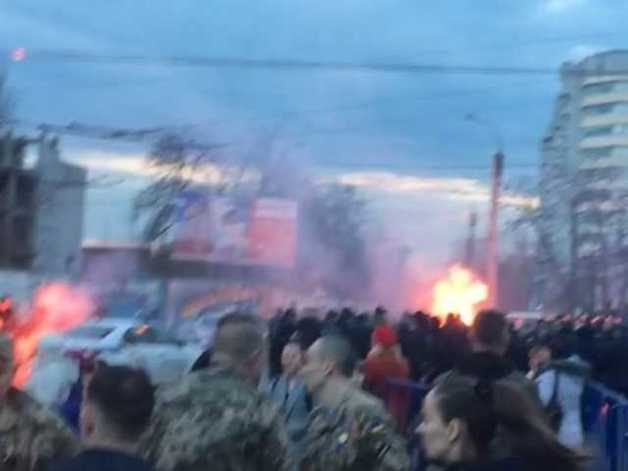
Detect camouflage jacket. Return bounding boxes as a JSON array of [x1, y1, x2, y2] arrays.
[[140, 367, 291, 471], [301, 388, 410, 471], [0, 388, 79, 471]]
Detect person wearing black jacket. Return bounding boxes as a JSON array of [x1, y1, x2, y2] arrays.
[[417, 375, 586, 471], [440, 310, 539, 404], [50, 363, 155, 471]]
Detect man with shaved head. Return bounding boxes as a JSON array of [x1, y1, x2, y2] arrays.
[[299, 335, 410, 471], [0, 333, 78, 471], [141, 312, 290, 471]]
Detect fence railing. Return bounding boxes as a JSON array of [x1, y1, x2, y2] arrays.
[[582, 382, 628, 471], [383, 379, 628, 471]]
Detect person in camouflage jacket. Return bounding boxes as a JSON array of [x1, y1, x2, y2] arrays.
[[300, 336, 410, 471], [141, 313, 291, 471]]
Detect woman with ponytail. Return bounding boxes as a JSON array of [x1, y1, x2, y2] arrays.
[[416, 375, 587, 471]]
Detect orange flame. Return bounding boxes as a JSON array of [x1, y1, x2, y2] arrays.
[[12, 283, 93, 388], [431, 265, 488, 325]]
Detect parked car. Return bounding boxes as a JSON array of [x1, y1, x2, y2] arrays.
[[36, 318, 202, 384]]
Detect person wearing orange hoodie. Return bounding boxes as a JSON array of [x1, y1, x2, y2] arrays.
[[363, 324, 410, 399]]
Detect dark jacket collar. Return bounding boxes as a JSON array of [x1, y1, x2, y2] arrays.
[[456, 351, 515, 381], [439, 456, 527, 471], [540, 355, 592, 378]]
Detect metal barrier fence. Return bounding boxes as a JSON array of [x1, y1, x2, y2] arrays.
[[582, 382, 628, 471], [383, 379, 628, 471]]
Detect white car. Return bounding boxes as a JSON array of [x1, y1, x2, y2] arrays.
[[36, 318, 203, 385]]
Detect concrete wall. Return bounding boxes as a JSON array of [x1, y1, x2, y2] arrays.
[[32, 136, 86, 279]]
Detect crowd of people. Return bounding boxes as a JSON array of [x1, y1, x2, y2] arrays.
[[0, 304, 618, 471], [265, 306, 609, 470]]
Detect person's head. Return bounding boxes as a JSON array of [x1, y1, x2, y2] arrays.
[[81, 363, 154, 445], [374, 306, 387, 325], [281, 342, 304, 377], [212, 312, 266, 384], [283, 308, 297, 324], [372, 324, 398, 350], [470, 310, 510, 356], [417, 375, 585, 470], [0, 334, 13, 394], [300, 335, 357, 393], [325, 310, 338, 323], [551, 330, 577, 360]]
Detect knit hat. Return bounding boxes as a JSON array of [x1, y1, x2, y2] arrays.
[[373, 324, 398, 348]]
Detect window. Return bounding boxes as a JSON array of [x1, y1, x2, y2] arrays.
[[583, 81, 628, 96], [582, 103, 615, 116], [123, 325, 180, 345], [582, 103, 628, 116], [68, 326, 114, 340], [581, 147, 613, 159], [583, 83, 615, 96], [584, 126, 613, 138]]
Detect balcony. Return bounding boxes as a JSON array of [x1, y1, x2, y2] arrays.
[[581, 114, 628, 128], [580, 135, 628, 149], [580, 155, 628, 169], [582, 75, 628, 86], [582, 91, 628, 107]]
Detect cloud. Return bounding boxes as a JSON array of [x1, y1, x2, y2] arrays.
[[542, 0, 587, 13], [567, 44, 605, 62], [325, 171, 538, 208], [70, 151, 257, 187]]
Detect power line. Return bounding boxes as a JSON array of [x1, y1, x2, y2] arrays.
[[9, 48, 627, 77]]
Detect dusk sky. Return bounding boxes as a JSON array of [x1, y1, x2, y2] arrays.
[[1, 0, 626, 269]]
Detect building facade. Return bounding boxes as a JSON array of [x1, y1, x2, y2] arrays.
[[0, 131, 86, 299], [540, 50, 628, 311]]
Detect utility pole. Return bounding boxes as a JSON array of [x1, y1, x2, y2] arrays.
[[487, 152, 504, 308], [465, 211, 477, 270]]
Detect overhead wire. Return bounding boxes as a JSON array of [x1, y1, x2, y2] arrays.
[[8, 48, 628, 77]]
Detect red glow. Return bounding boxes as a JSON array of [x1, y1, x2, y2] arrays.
[[0, 298, 13, 312], [431, 265, 488, 325], [12, 283, 93, 388], [11, 48, 26, 62]]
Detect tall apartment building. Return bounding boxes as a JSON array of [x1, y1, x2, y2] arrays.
[[540, 50, 628, 311]]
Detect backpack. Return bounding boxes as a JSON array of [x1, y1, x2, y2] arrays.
[[545, 369, 563, 432]]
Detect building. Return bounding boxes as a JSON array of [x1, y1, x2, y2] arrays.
[[540, 50, 628, 311], [0, 131, 86, 299]]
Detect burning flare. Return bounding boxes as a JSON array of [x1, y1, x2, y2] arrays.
[[12, 282, 93, 388], [432, 265, 488, 325]]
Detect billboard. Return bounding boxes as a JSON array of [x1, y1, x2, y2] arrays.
[[172, 192, 297, 268]]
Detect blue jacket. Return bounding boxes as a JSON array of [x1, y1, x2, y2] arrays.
[[265, 376, 311, 459]]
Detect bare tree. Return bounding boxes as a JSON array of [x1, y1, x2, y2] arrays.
[[133, 134, 225, 242], [300, 184, 370, 297]]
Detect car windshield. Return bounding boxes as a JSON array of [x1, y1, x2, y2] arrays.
[[67, 325, 114, 340]]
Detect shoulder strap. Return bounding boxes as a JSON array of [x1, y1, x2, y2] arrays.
[[269, 376, 281, 394], [304, 390, 313, 412], [550, 369, 560, 404]]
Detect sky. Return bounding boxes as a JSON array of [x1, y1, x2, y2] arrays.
[[1, 0, 627, 269]]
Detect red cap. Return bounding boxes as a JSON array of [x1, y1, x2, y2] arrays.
[[373, 324, 398, 348]]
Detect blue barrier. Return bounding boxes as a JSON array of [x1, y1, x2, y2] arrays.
[[383, 379, 628, 471], [583, 382, 628, 471], [383, 380, 427, 471]]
